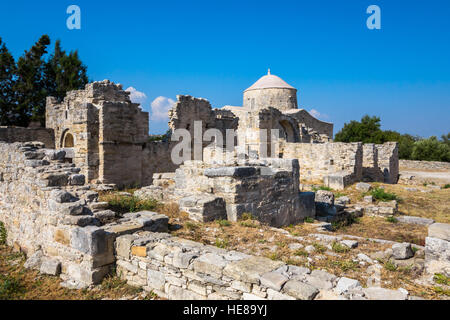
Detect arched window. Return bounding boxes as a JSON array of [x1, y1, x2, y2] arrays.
[[63, 132, 74, 148], [279, 120, 297, 143]]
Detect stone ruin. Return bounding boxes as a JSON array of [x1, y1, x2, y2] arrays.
[[2, 74, 446, 300]]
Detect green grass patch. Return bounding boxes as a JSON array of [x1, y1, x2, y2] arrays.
[[433, 273, 450, 286], [0, 274, 26, 300], [371, 188, 400, 202], [385, 216, 398, 223], [312, 186, 333, 192], [304, 217, 315, 223], [432, 286, 450, 296], [0, 222, 6, 245], [239, 221, 258, 228], [331, 241, 350, 253], [215, 238, 229, 249], [384, 259, 398, 272], [216, 220, 231, 227], [331, 260, 359, 271], [106, 195, 158, 215], [239, 213, 255, 221], [294, 249, 309, 257], [312, 242, 327, 254]]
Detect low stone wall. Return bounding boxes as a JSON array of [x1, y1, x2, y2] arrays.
[[0, 141, 168, 286], [115, 231, 410, 300], [425, 223, 450, 277], [400, 160, 450, 171], [0, 126, 55, 148]]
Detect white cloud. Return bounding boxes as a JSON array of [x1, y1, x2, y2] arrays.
[[150, 96, 176, 121], [125, 87, 147, 109], [309, 109, 329, 120]]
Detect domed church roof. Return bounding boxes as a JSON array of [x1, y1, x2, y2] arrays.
[[244, 69, 296, 92]]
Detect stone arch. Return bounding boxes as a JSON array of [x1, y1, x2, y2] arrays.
[[61, 130, 75, 148], [278, 119, 298, 143]]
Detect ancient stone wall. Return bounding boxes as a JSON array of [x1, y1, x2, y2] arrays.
[[400, 160, 450, 171], [283, 109, 333, 142], [46, 81, 150, 187], [0, 141, 168, 286], [141, 141, 179, 186], [282, 142, 363, 187], [362, 144, 383, 182], [0, 126, 55, 148], [376, 142, 399, 184]]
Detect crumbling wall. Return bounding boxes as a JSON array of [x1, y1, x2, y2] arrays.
[[46, 81, 150, 187], [141, 141, 179, 186], [284, 109, 333, 142], [376, 142, 399, 184], [282, 142, 363, 187], [0, 126, 55, 148], [0, 141, 167, 286], [362, 144, 384, 182]]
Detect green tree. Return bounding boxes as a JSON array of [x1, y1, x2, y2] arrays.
[[43, 40, 88, 102], [335, 115, 385, 144], [411, 136, 450, 162], [13, 35, 51, 126], [0, 38, 17, 125]]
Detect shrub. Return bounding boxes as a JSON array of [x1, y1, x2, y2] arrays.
[[371, 188, 399, 201], [444, 184, 450, 189], [106, 195, 158, 215], [239, 213, 255, 221], [312, 242, 326, 253], [434, 273, 450, 286], [384, 260, 398, 272]]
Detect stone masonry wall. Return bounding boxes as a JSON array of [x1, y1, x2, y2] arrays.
[[400, 160, 450, 171], [425, 223, 450, 277], [0, 126, 55, 148], [376, 142, 399, 184], [115, 231, 407, 300], [0, 141, 168, 286], [282, 142, 363, 185]]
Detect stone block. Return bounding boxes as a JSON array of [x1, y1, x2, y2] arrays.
[[429, 223, 450, 241], [40, 258, 61, 276], [356, 182, 372, 192], [392, 243, 414, 260], [283, 280, 319, 300], [115, 234, 137, 259], [335, 277, 362, 294], [260, 271, 288, 291], [223, 256, 284, 285], [147, 269, 165, 291], [363, 287, 408, 300], [193, 253, 228, 278]]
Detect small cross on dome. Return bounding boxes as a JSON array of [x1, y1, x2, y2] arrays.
[[268, 68, 271, 75]]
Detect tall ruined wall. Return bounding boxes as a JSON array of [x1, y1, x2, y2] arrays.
[[282, 142, 363, 184], [0, 126, 55, 148], [376, 142, 399, 184], [46, 81, 149, 187], [0, 142, 114, 285], [362, 144, 383, 182], [284, 109, 333, 141], [141, 141, 179, 186]]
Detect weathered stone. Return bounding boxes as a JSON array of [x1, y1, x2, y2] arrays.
[[260, 271, 289, 291], [223, 256, 284, 285], [40, 258, 61, 276], [147, 269, 165, 291], [397, 216, 434, 226], [24, 250, 43, 270], [283, 280, 319, 300], [193, 253, 228, 278], [356, 182, 372, 192], [341, 240, 358, 249], [392, 243, 414, 260], [335, 277, 362, 294], [115, 234, 137, 259], [429, 223, 450, 241], [363, 287, 408, 300]]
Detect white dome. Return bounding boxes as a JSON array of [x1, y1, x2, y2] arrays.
[[245, 70, 296, 92]]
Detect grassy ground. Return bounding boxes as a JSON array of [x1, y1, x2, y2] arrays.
[[0, 244, 157, 300]]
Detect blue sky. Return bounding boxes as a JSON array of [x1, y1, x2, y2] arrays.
[[1, 0, 449, 136]]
